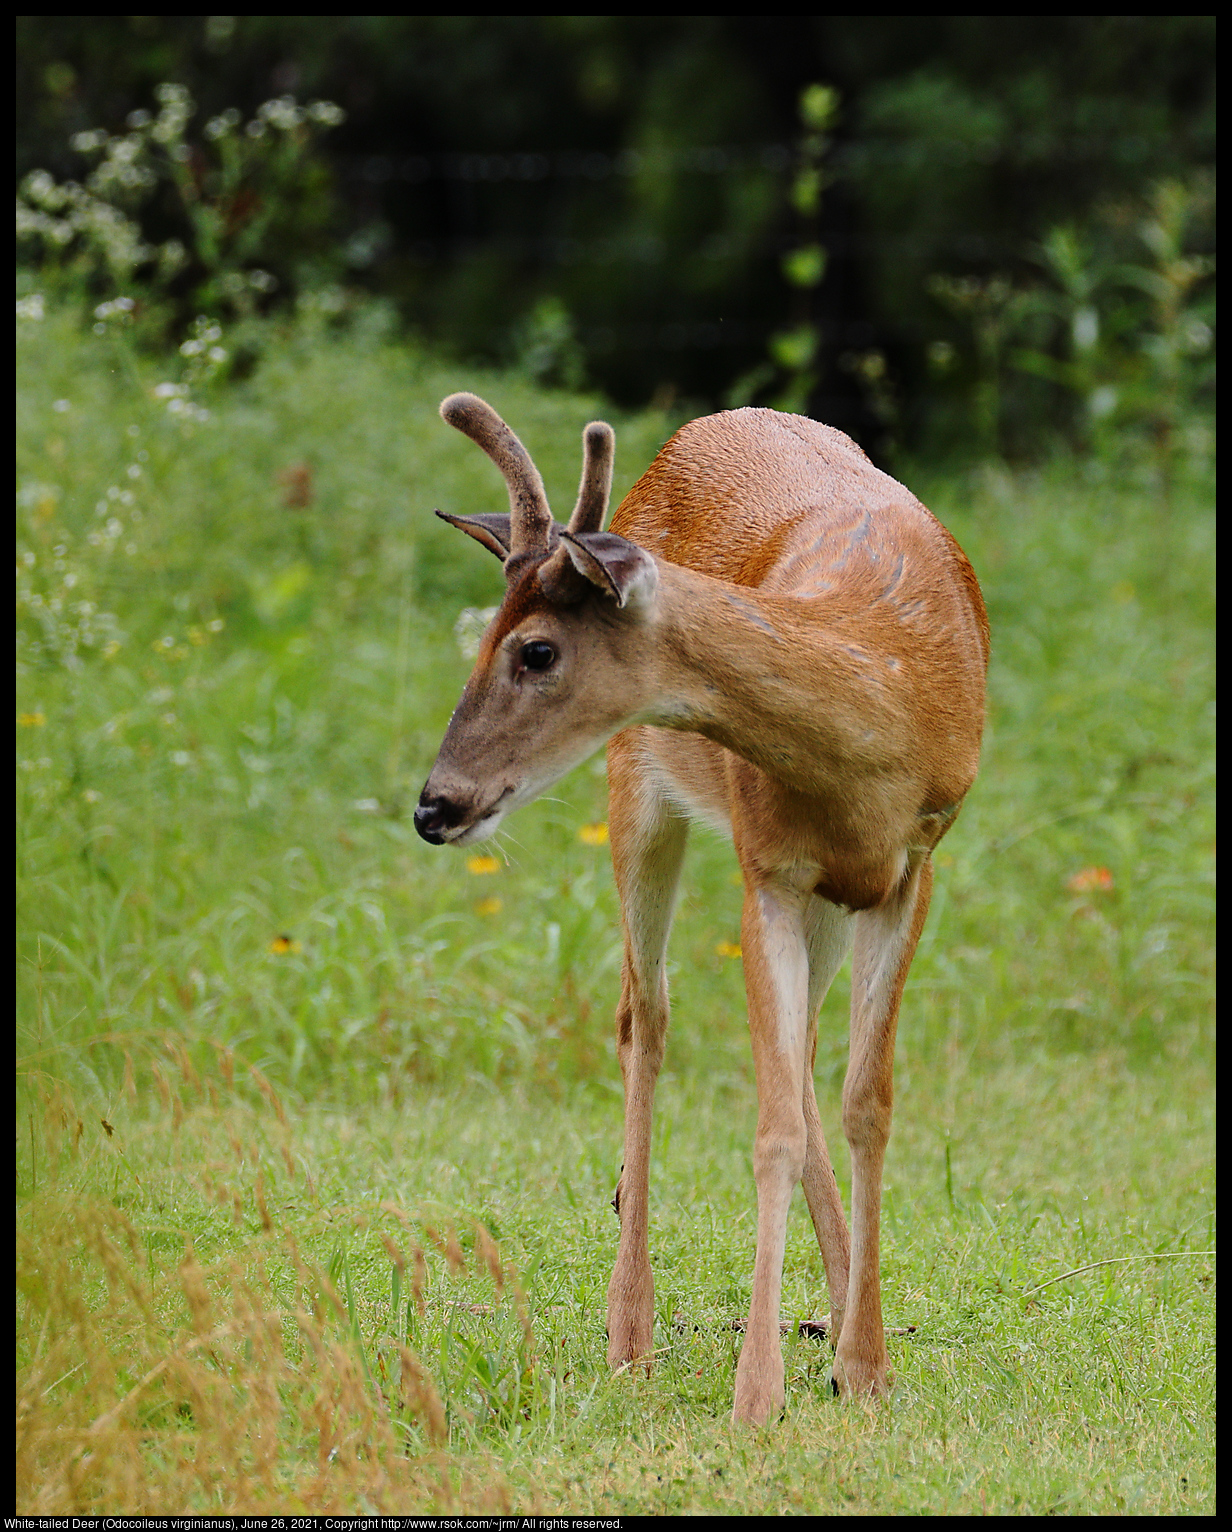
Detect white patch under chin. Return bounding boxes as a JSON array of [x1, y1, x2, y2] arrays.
[[451, 811, 506, 846]]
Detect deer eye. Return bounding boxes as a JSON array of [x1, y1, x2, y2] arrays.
[[520, 640, 557, 672]]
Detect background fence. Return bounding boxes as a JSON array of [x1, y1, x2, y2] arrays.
[[17, 15, 1215, 458]]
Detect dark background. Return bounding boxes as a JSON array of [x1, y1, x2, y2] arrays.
[[16, 15, 1216, 455]]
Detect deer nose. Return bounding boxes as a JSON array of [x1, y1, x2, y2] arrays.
[[414, 792, 463, 845]]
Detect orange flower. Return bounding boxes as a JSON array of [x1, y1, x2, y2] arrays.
[[715, 940, 743, 959], [269, 934, 303, 954], [466, 854, 501, 875], [578, 822, 609, 845], [1066, 866, 1114, 893]]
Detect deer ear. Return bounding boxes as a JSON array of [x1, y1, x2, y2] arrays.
[[537, 542, 592, 605], [435, 509, 513, 561], [559, 530, 658, 612]]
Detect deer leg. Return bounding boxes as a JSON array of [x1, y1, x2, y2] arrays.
[[834, 855, 933, 1398], [732, 879, 811, 1426], [605, 736, 688, 1373], [801, 896, 854, 1347]]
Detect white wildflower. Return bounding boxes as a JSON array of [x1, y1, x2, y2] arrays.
[[94, 296, 135, 320], [1089, 385, 1119, 420], [258, 95, 303, 131], [158, 239, 187, 273], [21, 170, 63, 209], [204, 108, 242, 140], [306, 100, 346, 127], [71, 128, 111, 153], [454, 606, 499, 659]]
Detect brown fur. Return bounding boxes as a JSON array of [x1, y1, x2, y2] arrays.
[[419, 399, 988, 1426]]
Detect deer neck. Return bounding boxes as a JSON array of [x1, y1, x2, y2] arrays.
[[643, 561, 909, 795]]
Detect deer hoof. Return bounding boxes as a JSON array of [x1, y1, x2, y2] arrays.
[[731, 1383, 786, 1428], [831, 1351, 893, 1399], [607, 1339, 654, 1377], [606, 1301, 653, 1373], [732, 1343, 786, 1427]]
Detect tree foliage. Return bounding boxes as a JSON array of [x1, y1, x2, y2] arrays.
[[16, 16, 1214, 457]]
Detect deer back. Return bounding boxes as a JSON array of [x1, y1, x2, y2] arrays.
[[612, 407, 989, 673]]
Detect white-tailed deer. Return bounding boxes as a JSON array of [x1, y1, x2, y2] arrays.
[[415, 393, 988, 1425]]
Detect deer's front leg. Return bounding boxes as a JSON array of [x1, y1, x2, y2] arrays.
[[834, 856, 933, 1398], [733, 879, 811, 1426], [606, 736, 688, 1373]]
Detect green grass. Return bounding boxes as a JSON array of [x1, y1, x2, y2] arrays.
[[16, 299, 1215, 1513]]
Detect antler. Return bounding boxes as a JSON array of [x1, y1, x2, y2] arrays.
[[567, 421, 615, 535], [439, 393, 553, 557]]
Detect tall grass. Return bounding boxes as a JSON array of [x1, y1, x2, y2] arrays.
[[16, 299, 1214, 1512]]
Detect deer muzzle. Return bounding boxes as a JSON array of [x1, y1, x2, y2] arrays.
[[412, 792, 462, 845], [413, 780, 514, 846]]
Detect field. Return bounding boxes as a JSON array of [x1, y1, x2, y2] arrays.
[[16, 301, 1215, 1513]]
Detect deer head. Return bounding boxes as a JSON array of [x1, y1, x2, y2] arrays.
[[415, 394, 658, 846]]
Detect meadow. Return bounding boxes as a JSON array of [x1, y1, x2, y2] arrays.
[[16, 299, 1215, 1513]]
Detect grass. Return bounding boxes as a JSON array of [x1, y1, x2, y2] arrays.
[[16, 297, 1215, 1513]]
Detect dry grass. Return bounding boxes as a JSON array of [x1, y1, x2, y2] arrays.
[[16, 1048, 536, 1515]]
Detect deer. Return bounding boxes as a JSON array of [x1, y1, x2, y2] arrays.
[[414, 392, 989, 1426]]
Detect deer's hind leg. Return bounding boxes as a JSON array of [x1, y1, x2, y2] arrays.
[[605, 729, 689, 1372], [801, 896, 854, 1346], [834, 854, 933, 1397]]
